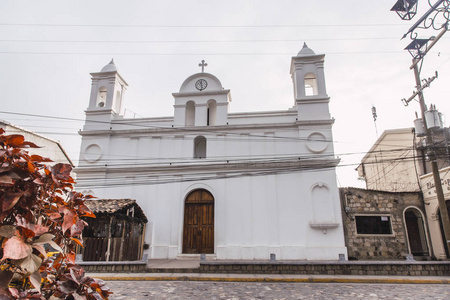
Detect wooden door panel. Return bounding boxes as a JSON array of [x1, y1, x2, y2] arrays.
[[183, 190, 214, 254]]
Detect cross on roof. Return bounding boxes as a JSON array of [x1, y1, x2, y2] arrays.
[[199, 60, 208, 72]]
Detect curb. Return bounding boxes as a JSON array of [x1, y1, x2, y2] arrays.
[[92, 275, 450, 284]]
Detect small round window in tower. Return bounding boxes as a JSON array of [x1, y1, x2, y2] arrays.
[[195, 79, 208, 91], [83, 144, 103, 162], [306, 132, 328, 153]]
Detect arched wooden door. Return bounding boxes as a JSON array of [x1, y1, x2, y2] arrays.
[[182, 189, 214, 254]]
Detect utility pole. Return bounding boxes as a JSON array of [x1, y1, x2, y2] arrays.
[[391, 0, 450, 256], [412, 61, 450, 254]]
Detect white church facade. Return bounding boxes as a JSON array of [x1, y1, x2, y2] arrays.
[[76, 44, 347, 260]]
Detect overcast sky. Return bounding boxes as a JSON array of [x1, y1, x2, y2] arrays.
[[1, 0, 449, 188]]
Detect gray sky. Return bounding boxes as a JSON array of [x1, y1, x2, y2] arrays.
[[1, 0, 449, 188]]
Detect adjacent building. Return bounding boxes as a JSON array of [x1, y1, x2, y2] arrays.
[[0, 120, 74, 167], [356, 127, 450, 259]]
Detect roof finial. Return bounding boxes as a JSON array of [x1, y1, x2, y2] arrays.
[[297, 42, 315, 56], [100, 58, 118, 72]]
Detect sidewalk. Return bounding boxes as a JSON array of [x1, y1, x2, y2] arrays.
[[86, 272, 450, 284], [85, 259, 450, 284]]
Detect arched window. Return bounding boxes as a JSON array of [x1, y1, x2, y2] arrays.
[[304, 73, 318, 96], [185, 101, 195, 126], [194, 136, 206, 158], [207, 100, 217, 126], [97, 86, 107, 107]]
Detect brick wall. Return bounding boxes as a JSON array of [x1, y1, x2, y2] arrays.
[[339, 187, 425, 260]]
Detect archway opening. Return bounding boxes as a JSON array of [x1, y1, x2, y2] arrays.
[[437, 200, 450, 258], [405, 208, 429, 256], [207, 100, 217, 126], [304, 73, 318, 96], [185, 101, 195, 126], [97, 86, 107, 107]]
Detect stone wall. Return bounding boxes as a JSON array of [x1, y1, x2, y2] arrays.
[[198, 261, 450, 276], [339, 187, 425, 260]]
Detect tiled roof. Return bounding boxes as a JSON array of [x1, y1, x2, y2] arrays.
[[84, 199, 148, 223]]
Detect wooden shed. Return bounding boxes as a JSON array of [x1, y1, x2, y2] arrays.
[[81, 199, 148, 262]]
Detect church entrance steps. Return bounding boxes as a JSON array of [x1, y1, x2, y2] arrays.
[[177, 254, 217, 261]]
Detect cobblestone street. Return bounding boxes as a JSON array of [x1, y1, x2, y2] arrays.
[[106, 281, 449, 299]]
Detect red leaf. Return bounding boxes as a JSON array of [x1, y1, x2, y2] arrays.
[[29, 271, 42, 293], [0, 175, 14, 185], [46, 211, 62, 221], [2, 236, 32, 260], [4, 135, 24, 146], [70, 237, 83, 248], [62, 210, 77, 234], [21, 141, 40, 148], [78, 205, 96, 218], [27, 162, 35, 173], [33, 177, 45, 185], [71, 219, 86, 237], [30, 154, 52, 162], [8, 287, 19, 298], [16, 216, 49, 236], [1, 191, 23, 211], [52, 163, 72, 178], [66, 252, 76, 264]]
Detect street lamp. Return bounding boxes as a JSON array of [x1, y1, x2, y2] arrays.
[[391, 0, 418, 20], [404, 38, 432, 59]]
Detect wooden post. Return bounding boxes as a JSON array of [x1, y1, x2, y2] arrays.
[[106, 217, 113, 262], [140, 223, 146, 260], [118, 219, 126, 261]]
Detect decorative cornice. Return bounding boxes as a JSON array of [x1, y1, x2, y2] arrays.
[[76, 158, 340, 177], [172, 89, 230, 97], [78, 120, 333, 137]]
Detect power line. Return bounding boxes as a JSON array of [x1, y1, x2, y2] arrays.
[[0, 37, 409, 43], [1, 110, 420, 152], [0, 23, 406, 28], [0, 51, 410, 56]]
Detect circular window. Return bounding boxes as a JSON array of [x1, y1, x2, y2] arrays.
[[83, 144, 102, 162], [306, 132, 328, 153]]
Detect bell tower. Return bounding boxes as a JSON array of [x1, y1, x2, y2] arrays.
[[84, 59, 128, 130], [290, 43, 330, 121], [173, 62, 230, 127]]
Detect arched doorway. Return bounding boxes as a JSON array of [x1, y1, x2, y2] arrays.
[[404, 208, 429, 256], [437, 200, 450, 258], [182, 189, 214, 254]]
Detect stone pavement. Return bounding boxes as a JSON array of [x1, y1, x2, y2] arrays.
[[104, 281, 449, 299], [86, 259, 450, 299]]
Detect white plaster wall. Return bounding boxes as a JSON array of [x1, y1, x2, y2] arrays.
[[79, 163, 345, 260]]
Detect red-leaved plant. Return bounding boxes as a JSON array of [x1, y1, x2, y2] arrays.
[[0, 128, 111, 299]]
